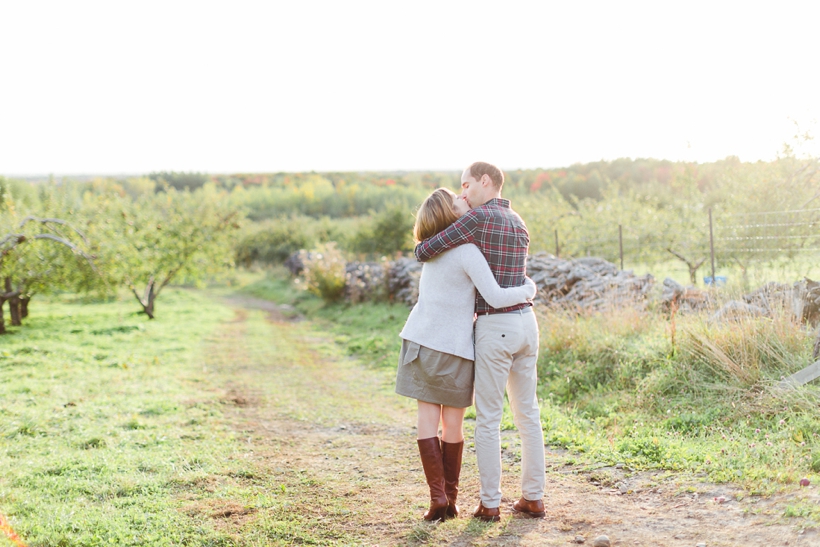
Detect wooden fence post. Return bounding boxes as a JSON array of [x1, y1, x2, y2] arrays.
[[709, 208, 716, 284]]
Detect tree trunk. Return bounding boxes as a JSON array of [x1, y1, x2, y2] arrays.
[[666, 249, 706, 285], [8, 295, 21, 326], [814, 326, 820, 360], [732, 257, 749, 292], [145, 292, 155, 319], [20, 297, 29, 319], [144, 280, 157, 319], [132, 278, 156, 319], [0, 297, 6, 335], [4, 277, 20, 326]]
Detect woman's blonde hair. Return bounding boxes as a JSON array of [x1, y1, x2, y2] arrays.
[[414, 188, 459, 243]]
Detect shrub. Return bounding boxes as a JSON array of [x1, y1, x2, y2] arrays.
[[538, 307, 666, 402], [345, 262, 387, 303], [235, 219, 315, 266], [301, 243, 346, 302], [349, 205, 414, 257]]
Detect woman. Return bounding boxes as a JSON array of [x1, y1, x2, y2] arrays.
[[396, 188, 536, 521]]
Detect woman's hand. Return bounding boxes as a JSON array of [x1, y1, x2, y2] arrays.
[[524, 276, 537, 299]]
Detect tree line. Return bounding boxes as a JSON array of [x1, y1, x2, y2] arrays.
[[0, 179, 239, 332], [3, 150, 817, 332]]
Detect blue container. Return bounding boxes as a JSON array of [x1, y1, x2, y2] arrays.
[[703, 275, 727, 286]]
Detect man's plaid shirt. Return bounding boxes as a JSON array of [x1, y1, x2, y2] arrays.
[[414, 197, 531, 315]]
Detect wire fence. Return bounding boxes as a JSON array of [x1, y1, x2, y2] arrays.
[[548, 207, 820, 287]]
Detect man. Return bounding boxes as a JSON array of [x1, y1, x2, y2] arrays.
[[414, 161, 546, 522]]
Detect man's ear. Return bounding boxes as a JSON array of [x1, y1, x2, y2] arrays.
[[481, 174, 492, 187]]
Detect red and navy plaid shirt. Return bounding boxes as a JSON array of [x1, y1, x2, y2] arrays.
[[414, 197, 531, 315]]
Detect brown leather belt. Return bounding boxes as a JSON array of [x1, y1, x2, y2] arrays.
[[476, 305, 533, 317]]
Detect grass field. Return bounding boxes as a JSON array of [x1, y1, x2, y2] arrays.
[[242, 270, 820, 496], [0, 290, 303, 546], [4, 272, 820, 546], [0, 284, 423, 546]]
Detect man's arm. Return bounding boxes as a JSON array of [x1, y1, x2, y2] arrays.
[[414, 210, 480, 262]]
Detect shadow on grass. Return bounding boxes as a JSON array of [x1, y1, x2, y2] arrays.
[[403, 513, 544, 545]]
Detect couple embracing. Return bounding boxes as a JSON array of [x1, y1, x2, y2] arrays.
[[396, 161, 546, 522]]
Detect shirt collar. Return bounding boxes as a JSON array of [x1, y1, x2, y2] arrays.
[[484, 197, 510, 209]]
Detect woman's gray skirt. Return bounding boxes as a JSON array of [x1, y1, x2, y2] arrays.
[[395, 339, 474, 408]]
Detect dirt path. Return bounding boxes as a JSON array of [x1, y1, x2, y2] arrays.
[[209, 297, 818, 546]]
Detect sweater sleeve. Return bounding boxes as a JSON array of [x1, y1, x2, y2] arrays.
[[414, 210, 479, 262], [460, 245, 536, 309]]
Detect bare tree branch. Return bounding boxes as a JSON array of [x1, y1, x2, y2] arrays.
[[0, 233, 26, 250], [787, 162, 812, 185], [666, 248, 705, 268], [155, 264, 184, 298], [18, 216, 90, 245], [801, 177, 820, 209], [131, 287, 147, 308], [667, 248, 707, 285], [30, 234, 96, 269]]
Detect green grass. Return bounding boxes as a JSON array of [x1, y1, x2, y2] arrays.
[[536, 306, 820, 490], [624, 256, 820, 292], [237, 266, 324, 316], [6, 268, 820, 543], [240, 268, 407, 370], [0, 289, 328, 546], [250, 269, 820, 498], [12, 267, 814, 542]]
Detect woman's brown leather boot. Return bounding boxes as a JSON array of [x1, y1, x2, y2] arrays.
[[417, 437, 449, 521], [441, 440, 464, 518]]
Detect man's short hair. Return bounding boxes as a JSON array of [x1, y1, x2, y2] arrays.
[[468, 161, 504, 190]]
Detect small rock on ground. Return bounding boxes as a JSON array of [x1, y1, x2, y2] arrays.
[[593, 536, 610, 547]]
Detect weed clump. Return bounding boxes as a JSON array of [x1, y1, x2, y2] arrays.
[[301, 243, 346, 303], [678, 309, 810, 388], [534, 295, 820, 488]]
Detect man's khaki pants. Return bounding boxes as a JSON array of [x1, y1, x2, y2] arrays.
[[474, 308, 545, 508]]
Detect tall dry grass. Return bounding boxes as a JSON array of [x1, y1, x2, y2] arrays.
[[537, 305, 670, 404], [538, 293, 819, 420], [678, 307, 812, 388], [539, 304, 658, 355]]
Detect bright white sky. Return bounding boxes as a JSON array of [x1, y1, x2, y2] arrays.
[[1, 1, 818, 175]]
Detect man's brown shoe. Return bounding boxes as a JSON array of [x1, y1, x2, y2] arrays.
[[512, 497, 546, 518], [472, 502, 501, 522]]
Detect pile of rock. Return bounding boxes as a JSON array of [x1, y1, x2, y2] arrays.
[[660, 278, 712, 313], [289, 250, 820, 329], [386, 257, 422, 307], [743, 279, 820, 325], [284, 251, 311, 276], [526, 253, 655, 311], [344, 262, 386, 303], [709, 278, 820, 325], [289, 251, 658, 310]]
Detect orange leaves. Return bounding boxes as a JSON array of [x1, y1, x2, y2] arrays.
[[0, 513, 27, 547]]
